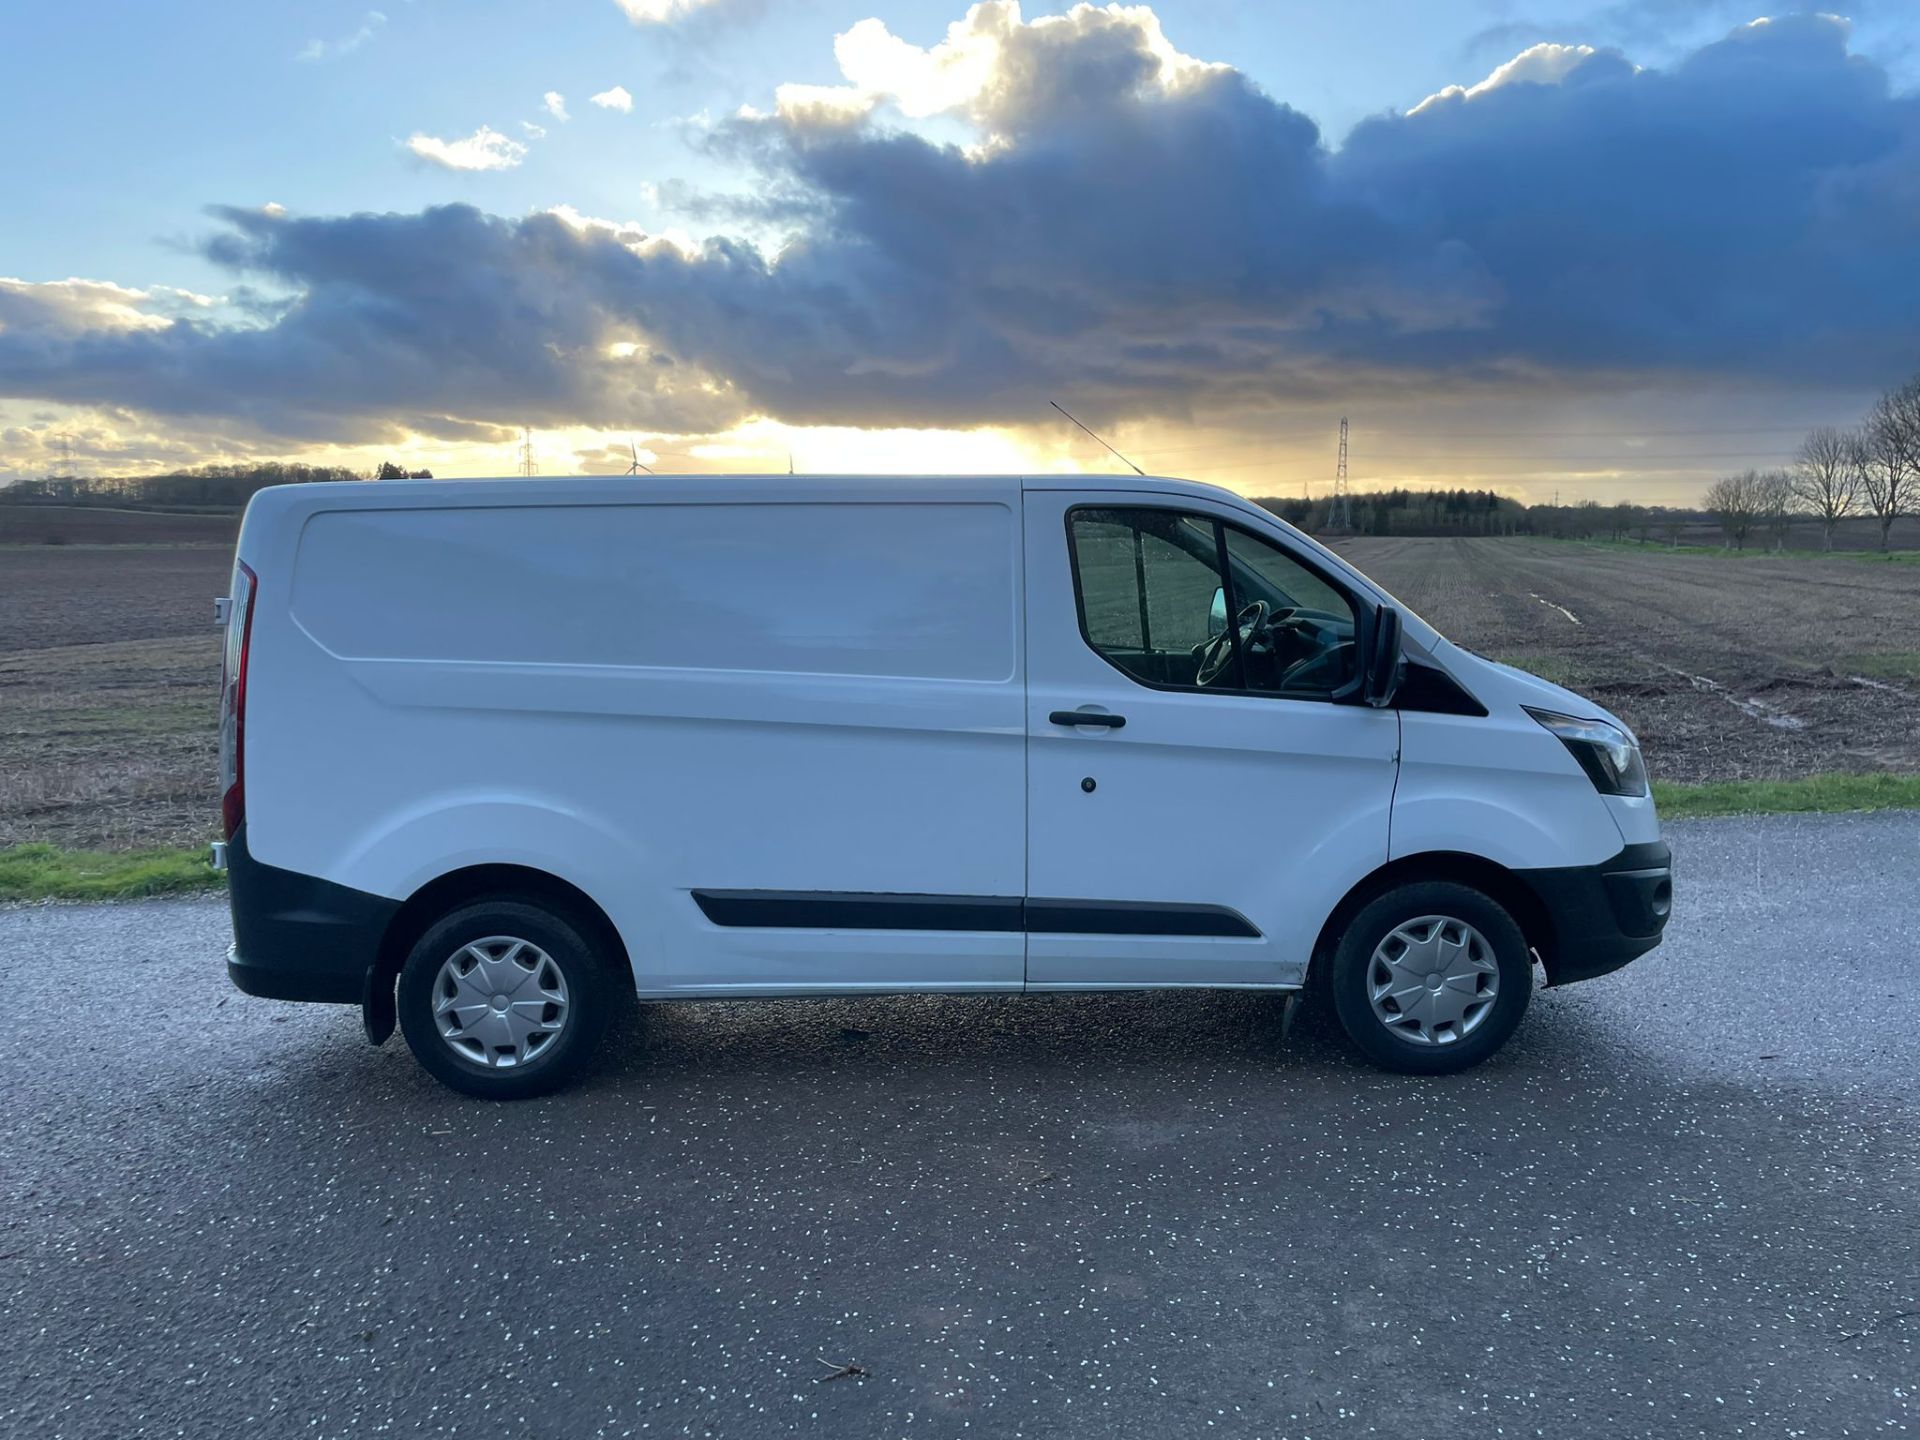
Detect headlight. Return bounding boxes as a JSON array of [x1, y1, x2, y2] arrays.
[[1525, 707, 1649, 797]]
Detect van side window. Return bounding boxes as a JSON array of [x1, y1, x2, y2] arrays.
[[1067, 508, 1359, 698], [1069, 509, 1237, 689]]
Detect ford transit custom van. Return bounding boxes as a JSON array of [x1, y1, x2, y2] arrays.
[[217, 474, 1670, 1098]]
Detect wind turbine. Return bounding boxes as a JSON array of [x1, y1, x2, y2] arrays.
[[626, 440, 653, 476]]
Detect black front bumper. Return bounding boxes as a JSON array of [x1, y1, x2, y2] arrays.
[[1523, 840, 1672, 986], [225, 824, 399, 1005]]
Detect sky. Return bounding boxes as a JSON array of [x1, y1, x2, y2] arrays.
[[2, 0, 1917, 503]]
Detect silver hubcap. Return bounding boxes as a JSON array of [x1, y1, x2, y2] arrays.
[[1366, 915, 1500, 1046], [433, 936, 569, 1068]]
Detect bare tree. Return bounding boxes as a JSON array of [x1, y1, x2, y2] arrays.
[[1861, 378, 1920, 552], [1788, 425, 1861, 550], [1704, 470, 1763, 550], [1660, 510, 1684, 547], [1758, 469, 1794, 550]]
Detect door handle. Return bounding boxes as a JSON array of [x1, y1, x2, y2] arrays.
[[1050, 709, 1126, 729]]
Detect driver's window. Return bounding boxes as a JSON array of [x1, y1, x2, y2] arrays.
[[1069, 509, 1236, 689]]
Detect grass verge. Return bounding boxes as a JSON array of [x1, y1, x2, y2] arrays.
[[1837, 652, 1920, 680], [1558, 537, 1920, 564], [0, 843, 224, 902], [1654, 772, 1920, 819]]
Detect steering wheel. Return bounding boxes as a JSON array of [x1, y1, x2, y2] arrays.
[[1195, 601, 1295, 686], [1273, 641, 1352, 693]]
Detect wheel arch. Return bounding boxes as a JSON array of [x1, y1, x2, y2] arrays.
[[1309, 850, 1555, 987], [362, 864, 634, 1044]]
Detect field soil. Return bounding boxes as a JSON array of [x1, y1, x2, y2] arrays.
[[1342, 537, 1920, 784], [1, 531, 1916, 848], [0, 544, 230, 848], [0, 504, 239, 546]]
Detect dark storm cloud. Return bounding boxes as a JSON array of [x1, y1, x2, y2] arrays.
[[0, 206, 749, 439], [1337, 15, 1920, 380], [0, 6, 1915, 440]]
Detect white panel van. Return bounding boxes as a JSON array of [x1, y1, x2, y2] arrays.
[[217, 475, 1670, 1098]]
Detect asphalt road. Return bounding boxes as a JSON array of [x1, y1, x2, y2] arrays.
[[4, 814, 1916, 1440]]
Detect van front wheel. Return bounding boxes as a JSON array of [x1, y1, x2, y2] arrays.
[[1327, 881, 1532, 1075], [396, 898, 614, 1099]]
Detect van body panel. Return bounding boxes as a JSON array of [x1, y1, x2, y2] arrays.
[[237, 477, 1029, 995], [1389, 637, 1636, 869], [1392, 708, 1626, 870], [289, 501, 1018, 680], [1020, 487, 1399, 989], [1602, 792, 1662, 847]]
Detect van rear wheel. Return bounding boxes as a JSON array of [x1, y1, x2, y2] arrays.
[[1326, 881, 1532, 1075], [396, 898, 615, 1099]]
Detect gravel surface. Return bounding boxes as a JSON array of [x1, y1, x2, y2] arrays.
[[3, 812, 1916, 1439]]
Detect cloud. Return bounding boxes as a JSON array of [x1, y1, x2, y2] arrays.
[[543, 91, 570, 121], [1464, 0, 1822, 61], [404, 126, 529, 172], [1410, 42, 1602, 114], [521, 120, 548, 139], [591, 85, 635, 113], [0, 278, 219, 338], [3, 4, 1918, 448], [0, 206, 744, 440], [785, 2, 1225, 127], [298, 9, 386, 62], [614, 0, 724, 23]]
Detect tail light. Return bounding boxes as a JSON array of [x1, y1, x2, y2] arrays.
[[218, 561, 258, 840]]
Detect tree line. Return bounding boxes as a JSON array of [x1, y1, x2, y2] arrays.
[[1704, 373, 1920, 551], [1258, 488, 1530, 536], [1257, 488, 1703, 542], [0, 460, 430, 510]]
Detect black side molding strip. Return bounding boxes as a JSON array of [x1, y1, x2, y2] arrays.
[[692, 890, 1260, 939], [1025, 898, 1258, 937], [692, 890, 1023, 932]]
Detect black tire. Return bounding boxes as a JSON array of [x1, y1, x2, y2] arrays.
[[396, 897, 616, 1099], [1326, 880, 1532, 1075]]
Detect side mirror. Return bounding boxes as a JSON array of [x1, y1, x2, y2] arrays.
[[1363, 606, 1403, 708], [1207, 586, 1228, 638]]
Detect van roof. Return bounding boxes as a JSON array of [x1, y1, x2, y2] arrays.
[[252, 472, 1243, 504], [242, 471, 1275, 519]]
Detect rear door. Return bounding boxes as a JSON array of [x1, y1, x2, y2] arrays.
[[1021, 488, 1398, 989]]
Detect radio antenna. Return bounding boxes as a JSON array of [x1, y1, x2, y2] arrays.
[[1050, 400, 1144, 477]]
